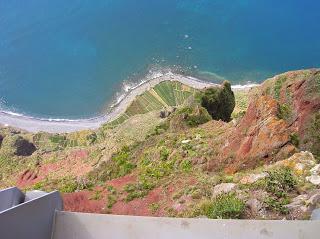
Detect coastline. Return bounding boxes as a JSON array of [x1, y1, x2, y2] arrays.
[[0, 73, 258, 133]]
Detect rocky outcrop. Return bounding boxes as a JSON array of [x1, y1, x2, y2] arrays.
[[1, 135, 36, 156], [271, 151, 316, 175], [285, 189, 320, 219], [207, 69, 320, 173], [212, 183, 237, 197], [240, 172, 268, 185]]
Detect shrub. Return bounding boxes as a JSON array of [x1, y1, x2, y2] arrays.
[[277, 103, 292, 120], [199, 193, 245, 219], [112, 146, 135, 177], [200, 81, 235, 122], [124, 183, 149, 202], [273, 76, 287, 100], [264, 167, 297, 198], [169, 105, 212, 129], [159, 146, 170, 161], [86, 133, 98, 145], [107, 194, 117, 209], [184, 106, 212, 127], [289, 133, 300, 147], [264, 196, 289, 214]]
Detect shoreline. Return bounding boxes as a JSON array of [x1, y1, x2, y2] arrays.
[[0, 73, 258, 133]]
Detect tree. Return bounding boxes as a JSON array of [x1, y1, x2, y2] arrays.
[[200, 81, 235, 122]]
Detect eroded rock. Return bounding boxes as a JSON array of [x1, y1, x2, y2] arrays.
[[306, 175, 320, 185], [271, 151, 316, 176], [212, 183, 237, 197], [240, 172, 268, 184], [285, 189, 320, 219]]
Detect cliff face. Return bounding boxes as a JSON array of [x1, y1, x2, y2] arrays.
[[0, 69, 319, 220], [207, 69, 320, 173]]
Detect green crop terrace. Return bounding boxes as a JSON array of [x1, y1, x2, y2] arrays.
[[105, 81, 198, 128]]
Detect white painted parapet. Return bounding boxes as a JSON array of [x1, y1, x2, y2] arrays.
[[0, 190, 63, 239], [0, 187, 25, 212], [52, 211, 320, 239]]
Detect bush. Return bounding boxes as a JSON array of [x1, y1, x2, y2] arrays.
[[264, 196, 289, 214], [170, 106, 212, 128], [277, 103, 292, 120], [200, 81, 235, 122], [124, 183, 149, 202], [159, 146, 170, 161], [265, 167, 297, 198], [289, 133, 300, 147], [200, 193, 245, 219]]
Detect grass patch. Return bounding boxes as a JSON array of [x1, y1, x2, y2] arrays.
[[198, 193, 245, 219]]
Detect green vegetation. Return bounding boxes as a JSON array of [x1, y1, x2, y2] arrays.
[[274, 76, 287, 100], [149, 203, 160, 214], [200, 81, 235, 122], [198, 193, 245, 219], [264, 196, 290, 214], [106, 81, 198, 128], [107, 194, 117, 209], [32, 176, 92, 193], [176, 106, 212, 127], [1, 70, 319, 221], [148, 122, 169, 136], [88, 146, 136, 183], [277, 103, 292, 120], [124, 183, 149, 202], [90, 190, 102, 200], [259, 167, 297, 214], [289, 133, 300, 147], [264, 167, 297, 198]]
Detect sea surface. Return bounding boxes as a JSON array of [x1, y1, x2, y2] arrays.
[[0, 0, 319, 119]]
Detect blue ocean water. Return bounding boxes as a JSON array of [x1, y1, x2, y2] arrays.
[[0, 0, 319, 119]]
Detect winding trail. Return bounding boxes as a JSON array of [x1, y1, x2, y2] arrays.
[[0, 73, 255, 133]]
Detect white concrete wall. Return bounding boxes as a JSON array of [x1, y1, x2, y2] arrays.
[[0, 187, 25, 212], [0, 191, 63, 239], [52, 212, 320, 239]]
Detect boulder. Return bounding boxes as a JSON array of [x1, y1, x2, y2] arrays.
[[212, 183, 237, 197], [285, 189, 320, 219], [246, 198, 263, 216], [311, 209, 320, 220], [271, 151, 316, 176], [310, 164, 320, 175], [306, 175, 320, 185]]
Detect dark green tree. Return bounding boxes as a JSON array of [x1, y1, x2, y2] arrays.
[[200, 81, 235, 122]]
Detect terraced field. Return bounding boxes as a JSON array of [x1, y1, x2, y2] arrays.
[[106, 81, 198, 128]]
